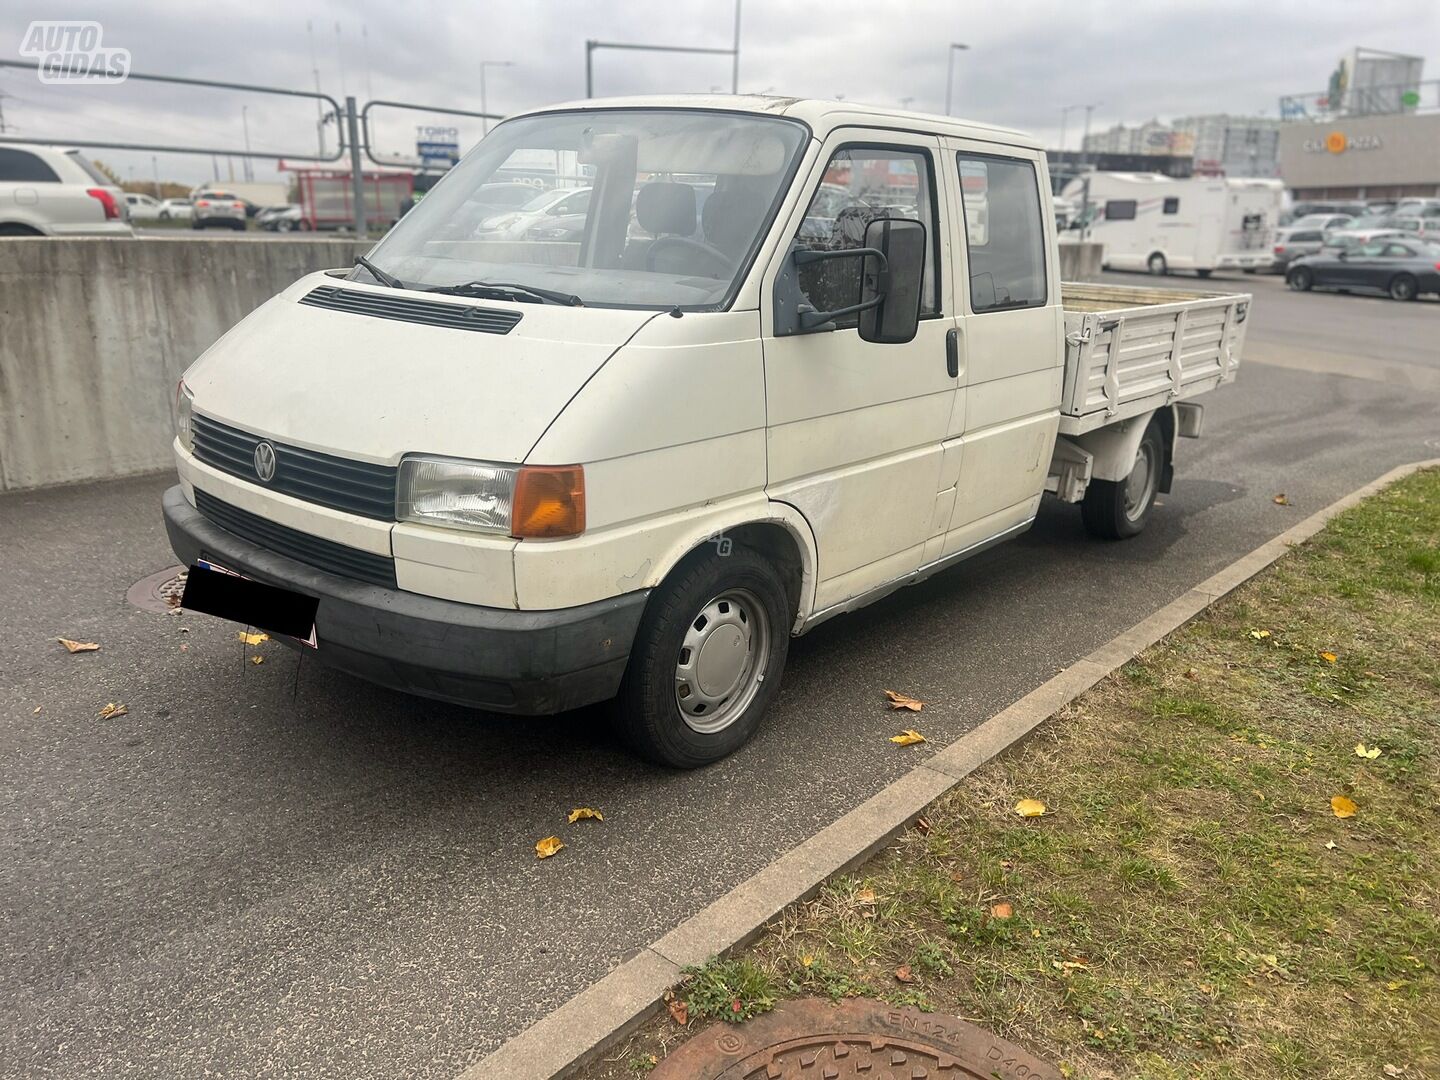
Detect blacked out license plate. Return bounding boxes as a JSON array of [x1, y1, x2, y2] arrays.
[[181, 560, 319, 647]]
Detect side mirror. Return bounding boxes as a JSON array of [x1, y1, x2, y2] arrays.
[[859, 218, 925, 344], [773, 216, 927, 343]]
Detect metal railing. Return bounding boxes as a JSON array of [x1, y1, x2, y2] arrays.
[[1280, 79, 1439, 121], [0, 60, 500, 238]]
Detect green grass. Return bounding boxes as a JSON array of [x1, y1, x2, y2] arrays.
[[585, 468, 1440, 1080]]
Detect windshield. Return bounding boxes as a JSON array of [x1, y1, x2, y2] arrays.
[[363, 108, 808, 309]]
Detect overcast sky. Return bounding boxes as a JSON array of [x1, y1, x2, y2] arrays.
[[2, 0, 1437, 188]]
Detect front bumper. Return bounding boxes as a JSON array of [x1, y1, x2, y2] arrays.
[[163, 485, 649, 714]]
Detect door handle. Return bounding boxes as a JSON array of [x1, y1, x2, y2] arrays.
[[945, 327, 959, 379]]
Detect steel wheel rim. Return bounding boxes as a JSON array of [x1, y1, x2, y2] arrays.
[[674, 588, 770, 735], [1123, 439, 1158, 522], [1393, 278, 1414, 299]]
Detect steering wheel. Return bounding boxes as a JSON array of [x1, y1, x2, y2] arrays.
[[645, 235, 735, 276]]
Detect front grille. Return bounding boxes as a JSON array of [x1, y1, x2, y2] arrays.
[[298, 285, 523, 335], [192, 413, 396, 520], [194, 489, 397, 589]]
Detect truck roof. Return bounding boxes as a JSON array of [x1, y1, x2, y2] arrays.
[[512, 94, 1042, 151]]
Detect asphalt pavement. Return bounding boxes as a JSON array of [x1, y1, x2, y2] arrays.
[[2, 269, 1438, 1079]]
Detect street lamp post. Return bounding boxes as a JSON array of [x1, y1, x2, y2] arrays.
[[241, 106, 253, 181], [944, 42, 969, 115], [480, 60, 512, 134]]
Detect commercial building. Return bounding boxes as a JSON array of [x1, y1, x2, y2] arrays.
[[1277, 48, 1440, 200], [1172, 115, 1281, 178]]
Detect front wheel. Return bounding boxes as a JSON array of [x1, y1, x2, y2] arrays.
[[1196, 268, 1213, 279], [1287, 267, 1313, 291], [1147, 252, 1168, 276], [1082, 417, 1164, 540], [1389, 274, 1418, 301], [614, 545, 791, 768]]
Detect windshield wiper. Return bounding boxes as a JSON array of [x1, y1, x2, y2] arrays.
[[354, 255, 405, 290], [426, 280, 583, 307]]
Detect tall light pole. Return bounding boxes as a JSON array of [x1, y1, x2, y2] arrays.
[[731, 0, 741, 93], [1081, 102, 1101, 164], [480, 60, 512, 133], [241, 106, 253, 181], [944, 43, 969, 115]]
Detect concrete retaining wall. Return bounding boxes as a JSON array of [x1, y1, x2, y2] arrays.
[[0, 236, 1110, 492], [1058, 240, 1104, 281], [0, 237, 367, 491]]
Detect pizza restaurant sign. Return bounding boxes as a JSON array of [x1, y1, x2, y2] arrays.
[[1303, 131, 1384, 154]]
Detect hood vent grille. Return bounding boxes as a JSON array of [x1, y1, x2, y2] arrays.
[[299, 285, 523, 334]]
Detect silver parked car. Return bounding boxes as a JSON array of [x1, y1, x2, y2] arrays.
[[0, 143, 133, 237], [1269, 225, 1328, 272], [190, 189, 247, 230]]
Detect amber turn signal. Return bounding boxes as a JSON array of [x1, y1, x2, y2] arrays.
[[511, 465, 585, 539]]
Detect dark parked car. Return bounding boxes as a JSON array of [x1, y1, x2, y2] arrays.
[[1287, 238, 1440, 301]]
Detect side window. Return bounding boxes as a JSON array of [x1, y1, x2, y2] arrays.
[[793, 145, 938, 329], [1163, 197, 1180, 215], [1383, 243, 1413, 257], [0, 148, 61, 183], [957, 153, 1048, 313], [1104, 199, 1137, 221]]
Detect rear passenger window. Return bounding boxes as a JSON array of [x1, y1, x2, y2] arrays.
[[1103, 199, 1137, 221], [957, 154, 1047, 313], [0, 148, 61, 183], [1163, 197, 1180, 214], [792, 145, 939, 328]]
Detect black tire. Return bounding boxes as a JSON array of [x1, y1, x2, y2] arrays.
[[0, 223, 43, 236], [191, 220, 203, 230], [1287, 267, 1313, 291], [614, 544, 791, 769], [1147, 252, 1168, 276], [1389, 274, 1417, 301], [1196, 269, 1213, 278], [1081, 417, 1165, 540]]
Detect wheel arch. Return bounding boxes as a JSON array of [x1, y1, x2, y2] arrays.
[[1073, 409, 1160, 483], [645, 504, 818, 634]]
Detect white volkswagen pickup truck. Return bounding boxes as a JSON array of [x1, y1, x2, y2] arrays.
[[164, 96, 1250, 767]]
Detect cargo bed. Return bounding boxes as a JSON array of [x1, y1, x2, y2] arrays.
[[1058, 282, 1250, 435]]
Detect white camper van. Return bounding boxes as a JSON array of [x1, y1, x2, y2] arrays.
[[164, 97, 1251, 767], [1070, 173, 1284, 277]]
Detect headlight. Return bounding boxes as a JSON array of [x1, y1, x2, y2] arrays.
[[480, 213, 517, 231], [397, 456, 585, 538], [174, 379, 194, 453], [398, 456, 517, 533]]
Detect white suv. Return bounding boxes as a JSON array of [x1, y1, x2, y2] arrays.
[[0, 143, 133, 237]]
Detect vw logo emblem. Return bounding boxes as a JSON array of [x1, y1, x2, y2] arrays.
[[253, 441, 277, 483]]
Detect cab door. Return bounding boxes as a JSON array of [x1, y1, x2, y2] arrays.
[[937, 139, 1063, 554], [760, 131, 961, 615]]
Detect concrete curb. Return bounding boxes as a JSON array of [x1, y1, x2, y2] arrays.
[[458, 458, 1440, 1080]]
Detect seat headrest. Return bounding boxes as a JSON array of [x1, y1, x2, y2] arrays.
[[636, 182, 696, 236]]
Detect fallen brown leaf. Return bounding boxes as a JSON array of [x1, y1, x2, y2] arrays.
[[567, 807, 603, 824], [250, 655, 264, 665], [991, 902, 1014, 919], [884, 689, 924, 711], [893, 964, 915, 983], [1330, 795, 1357, 819], [1273, 493, 1290, 506], [855, 887, 876, 904], [666, 998, 689, 1026], [535, 836, 564, 859], [889, 729, 925, 746], [237, 631, 268, 646], [1014, 798, 1047, 818], [57, 638, 99, 653], [913, 816, 931, 835], [1320, 650, 1338, 664], [97, 702, 128, 720]]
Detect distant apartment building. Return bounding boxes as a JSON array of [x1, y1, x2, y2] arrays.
[[1173, 115, 1281, 178], [1081, 120, 1175, 156]]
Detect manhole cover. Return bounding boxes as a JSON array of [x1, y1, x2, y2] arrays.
[[653, 998, 1061, 1079], [126, 566, 187, 614]]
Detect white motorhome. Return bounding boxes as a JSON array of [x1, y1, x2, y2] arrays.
[[1068, 173, 1284, 277], [164, 97, 1251, 767]]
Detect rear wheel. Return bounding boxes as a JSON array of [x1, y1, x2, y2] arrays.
[[1082, 417, 1164, 540], [1389, 274, 1418, 301], [614, 545, 790, 769], [0, 223, 43, 236], [1196, 268, 1213, 279], [1147, 252, 1168, 276], [1287, 266, 1313, 291]]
